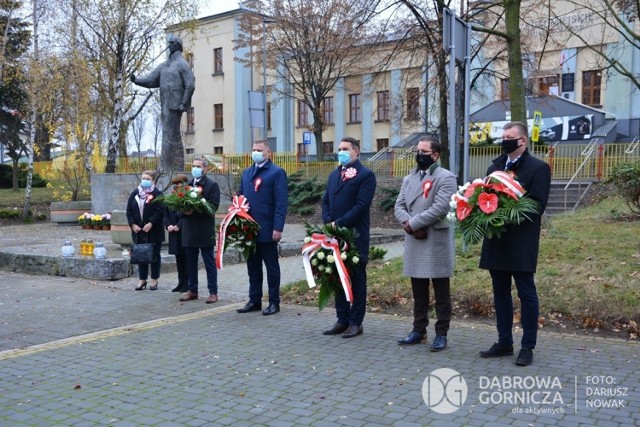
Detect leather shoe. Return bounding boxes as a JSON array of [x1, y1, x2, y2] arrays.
[[342, 324, 363, 338], [237, 301, 262, 313], [322, 322, 349, 335], [179, 291, 198, 301], [262, 304, 280, 316], [205, 294, 218, 304], [171, 284, 188, 293], [430, 335, 447, 352], [479, 343, 514, 358], [398, 331, 426, 345], [515, 348, 533, 366]]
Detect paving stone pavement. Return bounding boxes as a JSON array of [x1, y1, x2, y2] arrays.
[[1, 225, 639, 426]]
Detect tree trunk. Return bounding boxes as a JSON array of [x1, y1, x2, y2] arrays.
[[11, 158, 19, 190], [312, 109, 324, 161], [504, 0, 526, 125], [435, 50, 450, 171]]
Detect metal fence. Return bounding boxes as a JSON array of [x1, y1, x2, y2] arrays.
[[33, 142, 639, 183]]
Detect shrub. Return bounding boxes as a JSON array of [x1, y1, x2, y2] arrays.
[[0, 164, 48, 188], [607, 162, 640, 215], [378, 186, 399, 212], [369, 246, 387, 261], [287, 171, 325, 215]]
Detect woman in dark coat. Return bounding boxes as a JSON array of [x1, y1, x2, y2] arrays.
[[164, 174, 189, 293], [126, 170, 165, 290]]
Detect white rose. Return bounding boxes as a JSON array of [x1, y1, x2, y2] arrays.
[[304, 236, 311, 243], [327, 255, 335, 263], [318, 265, 325, 271], [246, 241, 252, 246], [317, 252, 325, 260], [325, 266, 332, 274], [446, 212, 457, 222], [311, 259, 318, 266], [189, 192, 197, 198], [341, 252, 347, 260], [449, 200, 457, 209], [352, 256, 359, 264]]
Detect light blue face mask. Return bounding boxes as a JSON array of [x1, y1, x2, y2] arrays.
[[251, 151, 264, 163], [140, 179, 152, 189], [191, 167, 203, 179], [337, 151, 351, 166]]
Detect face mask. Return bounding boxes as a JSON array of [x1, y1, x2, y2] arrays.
[[140, 179, 152, 189], [191, 167, 203, 179], [337, 151, 351, 166], [252, 151, 264, 163], [501, 138, 521, 154], [415, 153, 435, 170]]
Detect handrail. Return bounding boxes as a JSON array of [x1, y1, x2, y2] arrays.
[[545, 141, 560, 157], [368, 146, 391, 162], [625, 136, 639, 154], [563, 138, 603, 212], [397, 147, 414, 159]]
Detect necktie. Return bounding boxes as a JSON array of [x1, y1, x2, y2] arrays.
[[505, 160, 513, 171], [420, 170, 426, 180], [340, 168, 346, 181]]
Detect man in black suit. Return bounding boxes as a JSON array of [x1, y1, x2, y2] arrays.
[[320, 137, 376, 338], [179, 157, 220, 304], [479, 121, 551, 366]]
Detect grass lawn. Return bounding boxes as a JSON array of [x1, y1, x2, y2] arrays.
[[281, 195, 640, 338], [0, 187, 55, 207]]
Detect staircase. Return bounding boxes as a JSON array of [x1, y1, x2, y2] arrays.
[[545, 181, 592, 215]]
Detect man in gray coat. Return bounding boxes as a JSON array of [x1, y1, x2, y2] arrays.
[[131, 35, 195, 172], [394, 137, 457, 351]]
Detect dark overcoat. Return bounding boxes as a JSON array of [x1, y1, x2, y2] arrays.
[[479, 149, 551, 272], [164, 209, 183, 255], [181, 175, 220, 248], [238, 159, 288, 242], [321, 159, 376, 263], [125, 187, 165, 244]]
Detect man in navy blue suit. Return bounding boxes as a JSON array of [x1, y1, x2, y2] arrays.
[[236, 139, 288, 316], [321, 136, 376, 338]]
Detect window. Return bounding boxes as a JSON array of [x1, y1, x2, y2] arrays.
[[266, 102, 272, 129], [213, 104, 223, 130], [186, 108, 195, 133], [406, 87, 420, 120], [349, 93, 361, 122], [377, 91, 389, 121], [186, 148, 195, 155], [376, 138, 389, 151], [297, 143, 306, 154], [500, 78, 510, 100], [214, 146, 223, 154], [538, 75, 559, 96], [323, 141, 333, 155], [582, 70, 602, 107], [213, 48, 223, 74], [297, 100, 308, 126], [323, 97, 334, 124]]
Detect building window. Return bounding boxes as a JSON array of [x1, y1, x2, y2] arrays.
[[377, 91, 389, 121], [297, 143, 306, 154], [186, 108, 195, 133], [538, 75, 559, 96], [266, 102, 272, 129], [349, 93, 361, 123], [213, 104, 223, 130], [214, 146, 223, 154], [406, 87, 420, 120], [323, 97, 334, 124], [323, 141, 333, 155], [186, 148, 195, 155], [376, 138, 389, 151], [582, 70, 602, 107], [297, 100, 308, 126], [213, 48, 223, 74], [500, 78, 510, 100]]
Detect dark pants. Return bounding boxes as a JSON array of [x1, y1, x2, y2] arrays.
[[175, 246, 188, 288], [246, 242, 281, 305], [335, 261, 367, 327], [410, 277, 451, 336], [138, 242, 162, 280], [490, 270, 539, 349], [186, 246, 217, 295]]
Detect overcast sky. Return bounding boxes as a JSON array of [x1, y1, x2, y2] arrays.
[[198, 0, 241, 18]]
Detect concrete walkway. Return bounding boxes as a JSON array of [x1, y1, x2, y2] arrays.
[[0, 223, 639, 426]]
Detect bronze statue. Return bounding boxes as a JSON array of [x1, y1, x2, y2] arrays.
[[131, 35, 195, 173]]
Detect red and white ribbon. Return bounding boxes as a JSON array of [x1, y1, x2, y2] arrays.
[[484, 171, 525, 198], [423, 180, 432, 198], [301, 233, 353, 304], [254, 178, 262, 192], [215, 195, 256, 269]]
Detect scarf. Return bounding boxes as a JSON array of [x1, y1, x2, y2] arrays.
[[136, 184, 155, 220]]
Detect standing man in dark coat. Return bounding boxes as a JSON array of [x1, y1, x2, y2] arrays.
[[236, 139, 288, 316], [321, 136, 376, 338], [179, 157, 220, 304], [164, 174, 189, 293], [479, 121, 551, 366], [130, 35, 195, 173]]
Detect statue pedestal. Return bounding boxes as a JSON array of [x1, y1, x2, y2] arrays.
[[91, 173, 139, 215]]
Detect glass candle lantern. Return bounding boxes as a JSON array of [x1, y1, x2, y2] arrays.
[[61, 240, 75, 257], [93, 241, 107, 259]]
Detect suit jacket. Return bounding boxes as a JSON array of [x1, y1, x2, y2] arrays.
[[181, 175, 220, 247], [479, 149, 551, 272], [394, 165, 457, 278], [164, 209, 183, 255], [321, 159, 376, 263], [133, 51, 195, 111], [238, 159, 288, 242], [125, 187, 165, 244]]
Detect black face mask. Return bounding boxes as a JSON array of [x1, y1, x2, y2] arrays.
[[415, 153, 435, 170], [501, 138, 521, 154]]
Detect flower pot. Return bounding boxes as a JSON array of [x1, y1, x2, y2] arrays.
[[82, 224, 90, 229], [94, 225, 101, 230], [102, 225, 111, 230]]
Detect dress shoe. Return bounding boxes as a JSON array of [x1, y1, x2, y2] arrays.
[[342, 324, 363, 338], [479, 342, 514, 358], [262, 304, 280, 316], [398, 331, 426, 345], [171, 284, 188, 293], [205, 294, 218, 304], [134, 281, 147, 291], [179, 291, 198, 301], [515, 348, 533, 366], [322, 322, 349, 335], [237, 301, 262, 313], [149, 281, 158, 291], [430, 335, 448, 352]]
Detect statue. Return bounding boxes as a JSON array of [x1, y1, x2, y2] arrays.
[[131, 35, 195, 173]]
